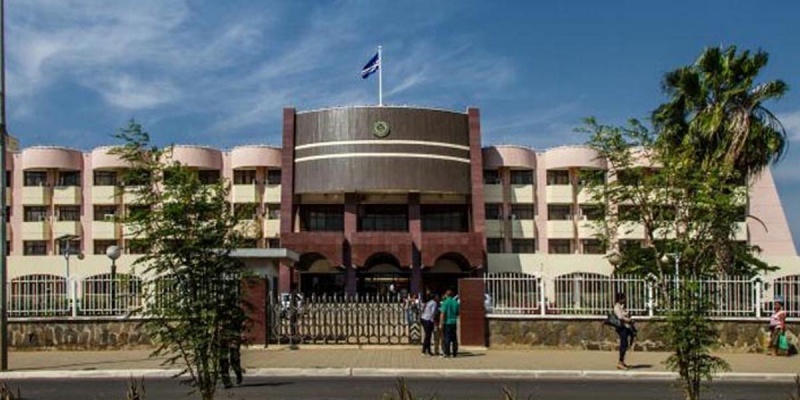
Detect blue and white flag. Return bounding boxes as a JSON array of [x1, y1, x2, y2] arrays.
[[361, 52, 380, 79]]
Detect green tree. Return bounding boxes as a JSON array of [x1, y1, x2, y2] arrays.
[[111, 121, 249, 400]]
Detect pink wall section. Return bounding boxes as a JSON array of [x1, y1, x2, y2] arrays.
[[748, 168, 797, 256]]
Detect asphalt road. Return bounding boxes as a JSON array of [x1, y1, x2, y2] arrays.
[[0, 377, 793, 400]]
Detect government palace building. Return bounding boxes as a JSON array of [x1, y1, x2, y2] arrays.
[[4, 106, 798, 298]]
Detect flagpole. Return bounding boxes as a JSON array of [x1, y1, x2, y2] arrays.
[[378, 46, 383, 106]]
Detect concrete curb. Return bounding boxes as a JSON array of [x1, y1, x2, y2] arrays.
[[0, 368, 795, 382]]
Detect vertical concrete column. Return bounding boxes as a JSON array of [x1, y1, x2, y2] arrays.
[[408, 193, 422, 295], [10, 154, 23, 256], [535, 155, 549, 254], [570, 167, 579, 254], [255, 167, 267, 248], [500, 167, 512, 253], [81, 154, 93, 255], [467, 108, 487, 269], [279, 108, 296, 293], [344, 193, 358, 295], [458, 278, 487, 347], [47, 169, 56, 255]]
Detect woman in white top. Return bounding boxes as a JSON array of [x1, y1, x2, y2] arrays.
[[419, 293, 439, 356], [613, 292, 634, 370], [769, 297, 787, 356]]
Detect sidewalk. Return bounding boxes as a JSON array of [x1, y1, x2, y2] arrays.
[[2, 347, 798, 381]]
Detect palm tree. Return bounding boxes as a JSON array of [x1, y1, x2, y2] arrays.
[[653, 46, 788, 177]]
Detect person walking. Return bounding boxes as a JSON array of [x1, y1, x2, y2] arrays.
[[439, 289, 460, 358], [768, 296, 787, 356], [220, 320, 244, 388], [613, 292, 635, 370], [420, 293, 439, 356]]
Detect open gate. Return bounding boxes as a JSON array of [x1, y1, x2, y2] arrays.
[[268, 294, 422, 345]]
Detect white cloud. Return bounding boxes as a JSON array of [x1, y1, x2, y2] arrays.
[[778, 110, 800, 143]]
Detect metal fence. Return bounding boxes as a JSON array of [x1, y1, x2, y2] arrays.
[[484, 272, 779, 319]]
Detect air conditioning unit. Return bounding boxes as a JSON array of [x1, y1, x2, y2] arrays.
[[104, 214, 115, 222]]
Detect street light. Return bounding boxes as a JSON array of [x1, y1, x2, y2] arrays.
[[607, 252, 623, 267], [105, 245, 121, 312], [661, 252, 681, 291], [57, 234, 84, 317]]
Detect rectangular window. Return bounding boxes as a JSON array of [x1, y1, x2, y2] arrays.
[[57, 171, 81, 186], [94, 205, 119, 221], [23, 240, 47, 255], [266, 204, 281, 219], [57, 206, 80, 221], [126, 239, 148, 254], [546, 170, 570, 185], [233, 170, 257, 185], [578, 169, 606, 186], [24, 206, 48, 222], [616, 169, 642, 186], [127, 205, 151, 220], [421, 205, 468, 232], [487, 238, 504, 254], [300, 205, 344, 232], [94, 240, 118, 255], [56, 240, 80, 255], [548, 239, 572, 254], [619, 239, 642, 252], [485, 203, 503, 220], [618, 205, 641, 221], [510, 170, 534, 185], [267, 238, 280, 248], [512, 239, 536, 254], [358, 205, 408, 232], [234, 203, 258, 220], [547, 205, 571, 221], [654, 205, 676, 221], [267, 169, 282, 185], [510, 204, 535, 220], [581, 239, 605, 254], [239, 239, 258, 248], [198, 170, 220, 184], [125, 169, 151, 186], [483, 170, 500, 184], [580, 205, 604, 221], [93, 170, 118, 186], [24, 171, 47, 187]]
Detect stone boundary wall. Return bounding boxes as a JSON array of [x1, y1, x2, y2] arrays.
[[9, 319, 152, 350], [488, 318, 798, 353]]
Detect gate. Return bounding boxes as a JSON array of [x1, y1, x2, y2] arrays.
[[268, 294, 422, 345]]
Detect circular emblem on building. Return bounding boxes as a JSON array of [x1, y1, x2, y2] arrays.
[[372, 121, 391, 138]]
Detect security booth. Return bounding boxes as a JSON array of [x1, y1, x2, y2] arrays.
[[231, 248, 299, 346]]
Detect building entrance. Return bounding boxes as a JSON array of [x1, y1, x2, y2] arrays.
[[422, 253, 473, 295]]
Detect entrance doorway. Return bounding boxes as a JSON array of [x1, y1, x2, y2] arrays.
[[422, 253, 472, 295], [297, 253, 344, 296], [358, 253, 409, 296]]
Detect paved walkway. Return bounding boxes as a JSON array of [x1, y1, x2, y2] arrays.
[[4, 346, 798, 378]]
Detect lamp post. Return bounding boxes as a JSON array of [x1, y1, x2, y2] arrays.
[[105, 245, 121, 312], [0, 0, 9, 371], [661, 252, 681, 292], [58, 234, 84, 317]]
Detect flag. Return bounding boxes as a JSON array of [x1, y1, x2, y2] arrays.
[[361, 52, 380, 79]]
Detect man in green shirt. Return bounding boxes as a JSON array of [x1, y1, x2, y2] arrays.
[[439, 289, 460, 358]]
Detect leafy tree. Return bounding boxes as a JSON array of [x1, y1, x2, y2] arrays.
[[111, 121, 249, 400]]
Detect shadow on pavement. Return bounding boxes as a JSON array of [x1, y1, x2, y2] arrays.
[[627, 364, 653, 370], [12, 357, 168, 372]]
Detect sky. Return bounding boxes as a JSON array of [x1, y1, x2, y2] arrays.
[[5, 0, 800, 250]]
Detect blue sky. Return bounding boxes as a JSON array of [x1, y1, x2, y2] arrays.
[[6, 0, 800, 250]]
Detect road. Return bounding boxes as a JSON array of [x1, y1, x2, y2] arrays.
[[0, 377, 793, 400]]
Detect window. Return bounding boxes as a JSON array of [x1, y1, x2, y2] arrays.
[[239, 239, 258, 248], [57, 171, 81, 186], [4, 171, 10, 187], [2, 206, 9, 223], [267, 238, 280, 248], [487, 238, 504, 253], [546, 170, 570, 185], [578, 169, 605, 186], [512, 239, 536, 254], [547, 205, 571, 221], [94, 240, 118, 255], [125, 169, 151, 186], [233, 170, 257, 185], [421, 205, 468, 232], [359, 205, 408, 232], [267, 169, 282, 185], [619, 240, 642, 252], [126, 240, 147, 254], [234, 203, 258, 220], [580, 205, 604, 221], [24, 171, 47, 187], [94, 205, 118, 221], [616, 169, 642, 186], [24, 206, 48, 222], [618, 205, 641, 221], [483, 170, 500, 184], [510, 204, 535, 220], [654, 205, 676, 221], [300, 205, 343, 232], [57, 206, 80, 221], [266, 204, 281, 219], [127, 205, 151, 220], [93, 170, 118, 186], [582, 239, 605, 254], [548, 239, 572, 254], [485, 203, 503, 220], [510, 170, 534, 185], [198, 170, 220, 185], [23, 241, 47, 255]]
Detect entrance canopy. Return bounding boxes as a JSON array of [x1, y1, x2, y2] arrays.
[[231, 248, 300, 278]]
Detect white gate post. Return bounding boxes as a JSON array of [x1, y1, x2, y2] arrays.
[[647, 280, 655, 317], [539, 277, 546, 316], [754, 278, 762, 319]]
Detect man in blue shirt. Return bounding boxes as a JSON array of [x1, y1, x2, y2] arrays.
[[439, 289, 460, 358]]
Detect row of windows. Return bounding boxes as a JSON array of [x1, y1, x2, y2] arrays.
[[483, 170, 535, 185], [298, 205, 470, 233], [18, 203, 283, 222], [21, 238, 283, 256], [16, 169, 283, 187], [483, 169, 612, 186], [486, 238, 605, 254], [485, 204, 535, 220]]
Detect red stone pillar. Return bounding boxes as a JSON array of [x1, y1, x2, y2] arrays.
[[458, 278, 487, 347], [344, 193, 358, 295], [279, 260, 291, 294], [409, 193, 422, 295], [243, 277, 268, 346]]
